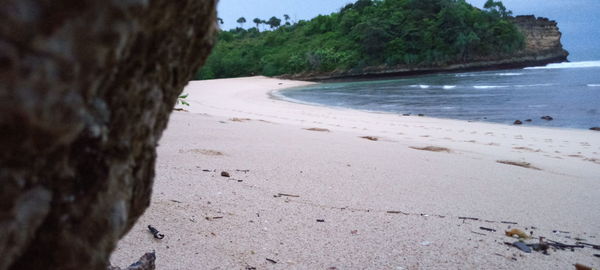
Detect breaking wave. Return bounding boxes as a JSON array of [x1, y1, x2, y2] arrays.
[[496, 72, 523, 76], [473, 85, 508, 89], [525, 61, 600, 70]]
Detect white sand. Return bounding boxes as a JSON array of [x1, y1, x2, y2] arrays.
[[111, 76, 600, 269]]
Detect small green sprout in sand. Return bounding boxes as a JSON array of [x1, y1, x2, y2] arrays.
[[177, 93, 190, 106]]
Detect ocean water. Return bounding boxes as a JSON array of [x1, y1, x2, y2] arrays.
[[278, 61, 600, 129]]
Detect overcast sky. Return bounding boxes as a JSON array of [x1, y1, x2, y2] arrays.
[[217, 0, 599, 61]]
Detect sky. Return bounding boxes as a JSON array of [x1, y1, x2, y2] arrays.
[[217, 0, 600, 61]]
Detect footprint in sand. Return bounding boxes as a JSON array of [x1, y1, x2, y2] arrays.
[[229, 117, 251, 122], [410, 146, 451, 153], [580, 142, 591, 147], [360, 136, 379, 141], [304, 128, 330, 132], [179, 149, 224, 156], [514, 135, 524, 140], [513, 146, 541, 153]]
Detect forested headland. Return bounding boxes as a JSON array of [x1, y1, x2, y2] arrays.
[[197, 0, 525, 80]]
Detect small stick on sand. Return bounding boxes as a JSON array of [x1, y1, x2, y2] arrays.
[[276, 193, 300, 198], [305, 128, 330, 132], [480, 227, 496, 232], [386, 210, 410, 215], [360, 136, 379, 141], [496, 160, 541, 170]]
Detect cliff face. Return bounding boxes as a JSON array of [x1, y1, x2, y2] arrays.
[[284, 15, 569, 81], [0, 1, 216, 270], [512, 15, 569, 62]]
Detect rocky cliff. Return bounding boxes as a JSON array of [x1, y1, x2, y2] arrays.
[[512, 15, 569, 62], [0, 1, 216, 270], [284, 15, 569, 81]]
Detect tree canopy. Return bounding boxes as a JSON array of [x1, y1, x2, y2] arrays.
[[236, 17, 246, 28], [198, 0, 524, 79]]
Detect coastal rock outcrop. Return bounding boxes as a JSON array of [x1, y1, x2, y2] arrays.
[[0, 1, 216, 270], [284, 15, 569, 81], [512, 15, 569, 63]]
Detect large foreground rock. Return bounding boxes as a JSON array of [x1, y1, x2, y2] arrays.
[[0, 1, 216, 269]]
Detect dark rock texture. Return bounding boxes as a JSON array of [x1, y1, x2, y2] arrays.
[[283, 15, 569, 81], [108, 252, 156, 270], [0, 1, 216, 270]]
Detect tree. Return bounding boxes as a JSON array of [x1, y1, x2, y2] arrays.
[[253, 18, 262, 30], [266, 16, 281, 29], [237, 17, 246, 28], [484, 0, 512, 18], [198, 0, 525, 79], [284, 14, 290, 23]]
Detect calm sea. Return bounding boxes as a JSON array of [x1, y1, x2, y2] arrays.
[[278, 61, 600, 129]]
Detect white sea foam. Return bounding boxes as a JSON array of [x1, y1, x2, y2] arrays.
[[419, 85, 430, 89], [473, 85, 508, 89], [496, 72, 523, 76], [443, 85, 457, 89], [455, 73, 479, 77], [514, 83, 554, 88], [525, 60, 600, 70], [588, 84, 600, 87]]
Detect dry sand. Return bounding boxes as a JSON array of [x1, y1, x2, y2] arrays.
[[111, 76, 600, 269]]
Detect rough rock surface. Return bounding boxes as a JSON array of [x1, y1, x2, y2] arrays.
[[0, 1, 216, 270], [108, 252, 156, 270], [512, 15, 569, 61], [283, 15, 569, 81]]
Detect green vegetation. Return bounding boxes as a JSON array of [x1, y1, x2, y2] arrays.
[[198, 0, 524, 79], [176, 93, 190, 106]]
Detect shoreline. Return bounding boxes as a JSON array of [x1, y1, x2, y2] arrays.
[[279, 54, 567, 82], [270, 80, 594, 132], [111, 76, 599, 269]]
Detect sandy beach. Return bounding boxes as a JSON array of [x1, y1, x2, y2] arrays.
[[111, 76, 600, 269]]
